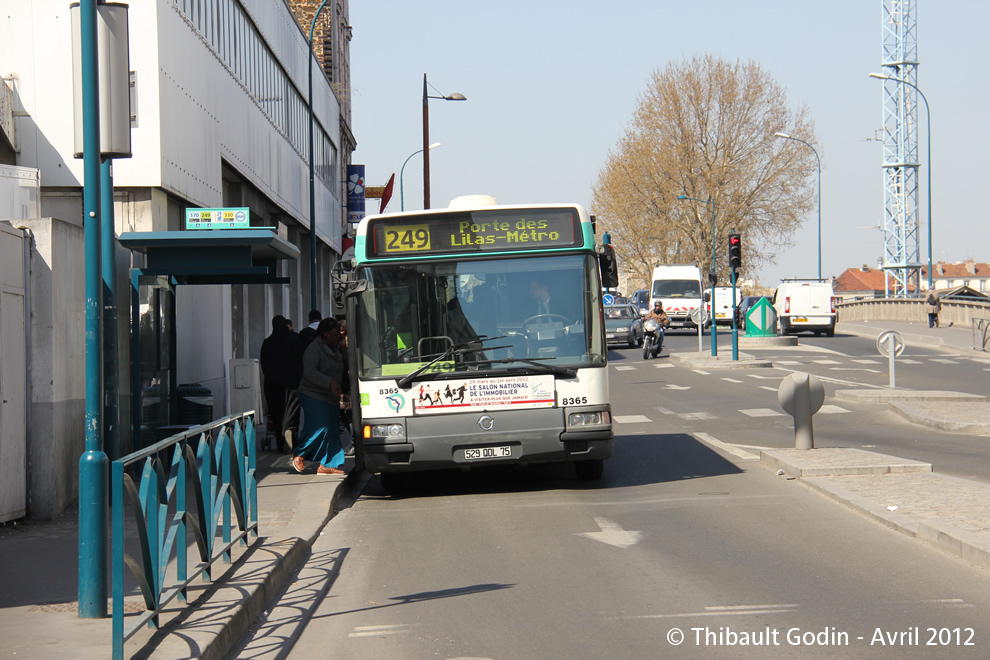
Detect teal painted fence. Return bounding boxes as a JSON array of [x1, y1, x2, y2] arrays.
[[111, 412, 259, 659]]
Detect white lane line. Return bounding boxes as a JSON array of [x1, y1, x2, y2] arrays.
[[693, 369, 711, 375], [818, 405, 851, 414], [830, 367, 881, 373], [655, 407, 676, 415], [899, 359, 922, 364], [775, 360, 804, 365], [693, 432, 760, 461], [853, 359, 880, 364], [614, 366, 637, 371], [759, 386, 778, 392], [721, 377, 743, 383], [614, 415, 653, 424], [609, 608, 796, 620], [349, 624, 415, 638], [747, 374, 782, 380], [813, 359, 841, 364], [930, 358, 958, 364], [679, 412, 716, 421], [740, 408, 784, 417], [654, 363, 675, 368]]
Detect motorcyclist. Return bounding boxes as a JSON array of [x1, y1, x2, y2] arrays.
[[643, 300, 670, 353]]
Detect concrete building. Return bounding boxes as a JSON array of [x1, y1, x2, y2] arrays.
[[0, 0, 354, 519]]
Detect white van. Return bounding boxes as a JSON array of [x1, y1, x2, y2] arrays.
[[650, 264, 705, 329], [773, 280, 837, 336], [709, 286, 741, 326]]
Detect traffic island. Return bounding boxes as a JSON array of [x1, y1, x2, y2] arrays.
[[739, 335, 798, 347], [761, 447, 931, 477], [669, 352, 773, 369]]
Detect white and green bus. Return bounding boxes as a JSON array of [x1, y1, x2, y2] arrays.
[[345, 196, 614, 487]]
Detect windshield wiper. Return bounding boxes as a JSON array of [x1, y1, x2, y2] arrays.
[[457, 356, 577, 379], [395, 335, 510, 388]]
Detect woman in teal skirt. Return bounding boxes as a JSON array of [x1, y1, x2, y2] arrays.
[[292, 317, 346, 475]]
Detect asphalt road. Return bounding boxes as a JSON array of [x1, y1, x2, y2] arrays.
[[233, 338, 990, 659]]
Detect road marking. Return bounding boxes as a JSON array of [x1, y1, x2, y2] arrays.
[[664, 384, 692, 390], [721, 377, 743, 383], [853, 359, 880, 364], [813, 359, 841, 364], [678, 412, 716, 420], [349, 624, 415, 638], [747, 374, 782, 380], [759, 386, 778, 392], [830, 368, 881, 373], [654, 362, 675, 368], [655, 407, 676, 415], [614, 365, 638, 371], [693, 369, 711, 375], [899, 358, 922, 364], [740, 408, 784, 417], [614, 415, 652, 424], [775, 360, 804, 365], [930, 358, 957, 364], [609, 603, 797, 620], [578, 517, 646, 548], [818, 405, 851, 414], [693, 432, 761, 460]]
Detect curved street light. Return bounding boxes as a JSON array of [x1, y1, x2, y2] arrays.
[[423, 74, 466, 209], [401, 143, 441, 211], [775, 132, 822, 280], [307, 0, 332, 312], [870, 72, 932, 291], [677, 195, 717, 357]]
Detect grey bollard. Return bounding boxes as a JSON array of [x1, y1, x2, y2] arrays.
[[778, 372, 825, 450]]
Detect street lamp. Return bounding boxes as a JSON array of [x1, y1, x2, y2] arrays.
[[677, 195, 717, 357], [401, 142, 441, 211], [775, 132, 822, 280], [423, 73, 466, 209], [870, 72, 933, 291]]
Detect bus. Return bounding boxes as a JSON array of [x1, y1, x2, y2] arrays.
[[344, 196, 614, 487]]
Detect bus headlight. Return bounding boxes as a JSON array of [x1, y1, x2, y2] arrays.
[[367, 423, 405, 440], [567, 411, 610, 427]]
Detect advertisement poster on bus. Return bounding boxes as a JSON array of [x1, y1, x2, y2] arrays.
[[413, 374, 555, 414]]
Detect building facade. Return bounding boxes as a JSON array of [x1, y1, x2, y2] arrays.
[[1, 0, 353, 518]]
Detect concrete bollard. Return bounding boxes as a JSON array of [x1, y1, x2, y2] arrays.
[[778, 372, 825, 450]]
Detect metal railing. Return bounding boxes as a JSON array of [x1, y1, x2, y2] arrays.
[[111, 412, 259, 659], [974, 318, 990, 352]]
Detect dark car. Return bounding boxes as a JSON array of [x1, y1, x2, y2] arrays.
[[630, 288, 650, 313], [737, 295, 772, 331], [604, 303, 644, 348]]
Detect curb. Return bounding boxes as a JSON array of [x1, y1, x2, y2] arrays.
[[889, 401, 990, 435], [147, 469, 360, 660]]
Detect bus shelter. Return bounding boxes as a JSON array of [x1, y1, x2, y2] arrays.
[[118, 230, 300, 452]]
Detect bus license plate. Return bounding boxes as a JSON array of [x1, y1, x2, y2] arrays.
[[464, 446, 512, 460]]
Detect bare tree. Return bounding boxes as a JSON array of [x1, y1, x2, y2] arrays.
[[592, 55, 818, 288]]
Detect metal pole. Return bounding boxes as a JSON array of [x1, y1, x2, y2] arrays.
[[709, 202, 717, 357], [422, 74, 430, 209], [731, 255, 738, 361], [308, 0, 330, 313], [78, 0, 108, 619], [400, 148, 424, 212], [101, 159, 119, 461]]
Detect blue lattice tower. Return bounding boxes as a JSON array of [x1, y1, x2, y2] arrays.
[[879, 0, 922, 296]]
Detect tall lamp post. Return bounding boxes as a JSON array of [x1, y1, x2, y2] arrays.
[[870, 72, 932, 291], [677, 195, 717, 357], [423, 74, 466, 209], [307, 0, 331, 312], [401, 142, 441, 211], [775, 132, 822, 280]]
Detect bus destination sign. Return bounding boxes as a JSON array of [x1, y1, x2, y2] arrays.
[[368, 209, 581, 258]]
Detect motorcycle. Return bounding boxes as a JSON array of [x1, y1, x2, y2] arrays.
[[642, 317, 666, 359]]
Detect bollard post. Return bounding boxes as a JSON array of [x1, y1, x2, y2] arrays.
[[888, 334, 896, 388], [876, 330, 904, 390], [778, 372, 825, 450]]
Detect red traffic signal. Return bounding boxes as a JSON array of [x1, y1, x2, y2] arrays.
[[728, 233, 742, 270]]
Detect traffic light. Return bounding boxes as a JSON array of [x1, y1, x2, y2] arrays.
[[728, 232, 742, 271]]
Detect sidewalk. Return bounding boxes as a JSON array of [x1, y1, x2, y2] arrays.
[[0, 450, 358, 660], [839, 317, 984, 354]]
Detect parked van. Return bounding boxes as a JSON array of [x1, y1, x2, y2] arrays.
[[650, 264, 705, 329], [709, 286, 741, 326], [773, 279, 837, 336]]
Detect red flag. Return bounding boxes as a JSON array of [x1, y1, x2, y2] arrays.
[[380, 173, 395, 213]]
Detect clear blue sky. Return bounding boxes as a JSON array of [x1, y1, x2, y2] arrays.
[[349, 1, 989, 286]]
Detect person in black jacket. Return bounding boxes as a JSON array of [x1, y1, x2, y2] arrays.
[[298, 309, 322, 348], [260, 315, 303, 453]]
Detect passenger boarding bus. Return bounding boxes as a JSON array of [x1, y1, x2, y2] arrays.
[[345, 197, 613, 488]]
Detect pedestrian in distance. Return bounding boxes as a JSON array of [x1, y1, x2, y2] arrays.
[[298, 309, 322, 348], [293, 317, 347, 475], [926, 291, 942, 328], [259, 315, 303, 453]]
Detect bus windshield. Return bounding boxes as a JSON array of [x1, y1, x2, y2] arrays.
[[354, 253, 605, 379]]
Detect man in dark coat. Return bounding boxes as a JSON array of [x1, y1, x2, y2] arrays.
[[260, 315, 303, 452]]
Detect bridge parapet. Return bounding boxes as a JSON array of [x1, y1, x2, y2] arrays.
[[837, 298, 990, 328]]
